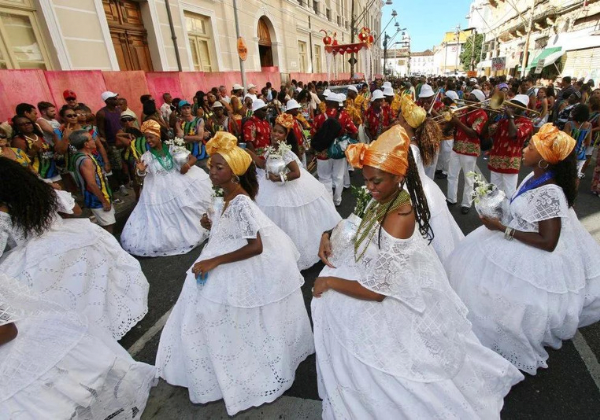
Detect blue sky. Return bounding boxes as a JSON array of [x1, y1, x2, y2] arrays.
[[379, 0, 474, 51]]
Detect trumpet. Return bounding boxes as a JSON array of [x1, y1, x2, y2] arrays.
[[488, 91, 540, 114], [432, 104, 480, 122]]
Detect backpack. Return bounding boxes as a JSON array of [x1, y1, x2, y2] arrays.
[[311, 112, 342, 152]]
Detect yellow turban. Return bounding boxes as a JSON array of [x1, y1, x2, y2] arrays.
[[205, 131, 252, 176], [531, 123, 576, 165], [140, 120, 161, 138], [346, 125, 410, 176], [275, 113, 295, 132], [400, 95, 426, 129]]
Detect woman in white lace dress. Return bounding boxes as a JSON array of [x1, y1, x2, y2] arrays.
[[312, 126, 523, 419], [255, 113, 341, 270], [120, 120, 213, 257], [155, 133, 314, 416], [397, 98, 464, 262], [0, 158, 149, 340], [445, 124, 600, 374], [0, 274, 156, 419]]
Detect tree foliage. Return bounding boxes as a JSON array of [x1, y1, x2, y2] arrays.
[[460, 33, 484, 71]]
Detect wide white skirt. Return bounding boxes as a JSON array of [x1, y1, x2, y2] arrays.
[[121, 166, 212, 257], [312, 297, 521, 420], [156, 275, 315, 416], [445, 217, 600, 374], [0, 321, 156, 420], [0, 219, 149, 340], [256, 168, 341, 270]]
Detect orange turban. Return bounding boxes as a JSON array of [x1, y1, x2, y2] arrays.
[[275, 113, 295, 132], [140, 120, 161, 138], [531, 123, 576, 164], [400, 95, 427, 129], [346, 125, 410, 176], [206, 131, 252, 176]]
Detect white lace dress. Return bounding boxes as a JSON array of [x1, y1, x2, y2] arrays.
[[0, 274, 157, 420], [0, 191, 149, 340], [312, 220, 523, 419], [445, 174, 600, 374], [155, 195, 314, 416], [410, 144, 464, 262], [120, 147, 212, 257], [256, 149, 342, 270]]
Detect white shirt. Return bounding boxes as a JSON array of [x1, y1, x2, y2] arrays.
[[244, 93, 258, 102], [221, 95, 231, 104], [160, 102, 173, 121]]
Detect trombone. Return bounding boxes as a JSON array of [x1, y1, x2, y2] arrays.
[[433, 91, 540, 122]]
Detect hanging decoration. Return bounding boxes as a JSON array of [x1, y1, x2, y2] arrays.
[[322, 27, 373, 82]]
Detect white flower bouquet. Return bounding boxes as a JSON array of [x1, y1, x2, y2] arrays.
[[467, 171, 508, 220], [165, 137, 190, 169], [329, 186, 372, 266], [264, 141, 292, 180]]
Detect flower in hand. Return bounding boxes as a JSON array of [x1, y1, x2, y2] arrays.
[[480, 216, 504, 232], [313, 277, 330, 298]]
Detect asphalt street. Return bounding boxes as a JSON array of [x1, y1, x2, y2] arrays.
[[116, 155, 600, 419]]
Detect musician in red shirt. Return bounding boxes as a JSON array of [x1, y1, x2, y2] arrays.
[[363, 90, 391, 142], [242, 99, 271, 161], [447, 89, 488, 214], [482, 94, 534, 198]]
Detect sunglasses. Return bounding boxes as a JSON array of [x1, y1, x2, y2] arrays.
[[77, 112, 87, 116], [121, 117, 135, 122], [66, 97, 76, 101], [17, 121, 33, 126], [0, 135, 7, 139], [65, 114, 77, 118]]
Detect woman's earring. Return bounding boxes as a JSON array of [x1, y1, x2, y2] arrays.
[[232, 175, 240, 184], [538, 160, 549, 170]]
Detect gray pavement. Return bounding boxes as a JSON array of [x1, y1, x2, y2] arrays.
[[114, 155, 600, 419]]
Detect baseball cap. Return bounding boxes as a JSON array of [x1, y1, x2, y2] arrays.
[[232, 83, 243, 91], [178, 100, 191, 109], [101, 91, 118, 102], [248, 83, 257, 89], [63, 90, 77, 100]]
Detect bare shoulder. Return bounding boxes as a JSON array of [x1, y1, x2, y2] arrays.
[[381, 203, 415, 240]]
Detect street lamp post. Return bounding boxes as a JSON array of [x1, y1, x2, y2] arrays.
[[232, 0, 247, 93], [454, 24, 461, 75]]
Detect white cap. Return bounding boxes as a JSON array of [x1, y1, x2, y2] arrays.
[[512, 94, 530, 108], [212, 101, 223, 109], [323, 89, 332, 97], [337, 93, 347, 106], [383, 81, 392, 88], [285, 99, 301, 111], [383, 87, 395, 97], [470, 78, 478, 83], [445, 90, 459, 102], [371, 89, 385, 101], [418, 84, 434, 98], [232, 83, 243, 91], [471, 89, 486, 103], [101, 91, 118, 101], [347, 85, 358, 93], [248, 83, 257, 89], [251, 99, 267, 112], [326, 93, 340, 103]]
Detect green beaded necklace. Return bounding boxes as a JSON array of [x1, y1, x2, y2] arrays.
[[150, 143, 174, 171], [354, 189, 411, 262]]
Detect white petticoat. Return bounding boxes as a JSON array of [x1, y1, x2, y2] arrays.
[[256, 163, 342, 270], [445, 200, 600, 373], [0, 218, 149, 340], [120, 158, 212, 257], [410, 144, 464, 262], [0, 320, 156, 420]]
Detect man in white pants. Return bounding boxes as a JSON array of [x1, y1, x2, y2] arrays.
[[311, 93, 358, 206], [482, 94, 534, 199], [434, 90, 459, 180], [446, 89, 489, 214]]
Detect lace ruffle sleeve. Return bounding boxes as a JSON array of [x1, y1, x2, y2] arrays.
[[232, 196, 262, 239], [521, 185, 569, 224], [54, 190, 75, 214], [283, 149, 298, 166]]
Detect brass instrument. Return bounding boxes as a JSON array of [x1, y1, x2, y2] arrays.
[[488, 92, 541, 115]]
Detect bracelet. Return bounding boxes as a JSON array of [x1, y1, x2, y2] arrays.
[[504, 226, 515, 241], [280, 172, 288, 183], [136, 168, 147, 177]]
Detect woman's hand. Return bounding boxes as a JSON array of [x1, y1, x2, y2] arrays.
[[180, 163, 190, 175], [480, 216, 504, 232], [313, 277, 330, 298], [192, 257, 220, 279], [318, 232, 336, 268], [200, 213, 212, 230], [267, 172, 280, 182], [136, 160, 148, 173]]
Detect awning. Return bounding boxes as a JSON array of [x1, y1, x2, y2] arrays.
[[477, 59, 492, 69], [526, 47, 564, 71]]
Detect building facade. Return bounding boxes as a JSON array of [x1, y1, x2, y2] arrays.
[[0, 0, 384, 78], [410, 49, 434, 76], [433, 31, 470, 75], [474, 0, 600, 84]]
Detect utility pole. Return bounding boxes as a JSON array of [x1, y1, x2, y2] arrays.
[[454, 24, 461, 75], [520, 0, 535, 75], [383, 33, 389, 77], [232, 0, 247, 93], [350, 0, 356, 77]]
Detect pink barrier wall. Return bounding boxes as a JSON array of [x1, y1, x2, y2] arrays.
[[288, 72, 353, 82], [145, 72, 184, 108], [103, 70, 149, 119], [0, 70, 52, 121], [44, 71, 107, 114]]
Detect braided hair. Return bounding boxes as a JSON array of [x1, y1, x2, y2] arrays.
[[0, 157, 59, 238], [414, 117, 442, 167]]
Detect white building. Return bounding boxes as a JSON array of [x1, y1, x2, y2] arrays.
[[433, 31, 470, 75], [410, 49, 434, 76]]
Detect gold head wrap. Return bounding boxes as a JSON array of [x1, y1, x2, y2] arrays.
[[275, 113, 295, 132], [531, 123, 576, 164], [400, 95, 426, 129], [346, 125, 410, 176], [206, 131, 252, 176], [140, 120, 161, 138]]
